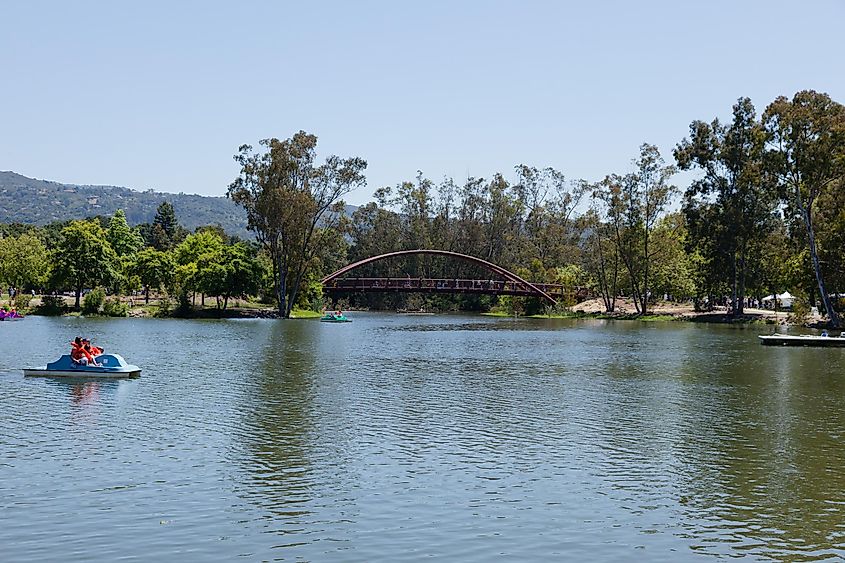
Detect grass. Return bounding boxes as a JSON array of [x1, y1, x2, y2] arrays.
[[290, 308, 323, 319]]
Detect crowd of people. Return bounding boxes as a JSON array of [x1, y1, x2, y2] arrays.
[[70, 337, 104, 366]]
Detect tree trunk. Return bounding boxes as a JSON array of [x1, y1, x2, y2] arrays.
[[731, 252, 739, 316], [278, 267, 288, 318], [642, 231, 649, 316], [75, 287, 81, 309], [144, 285, 150, 304], [737, 251, 746, 315], [805, 206, 840, 327]]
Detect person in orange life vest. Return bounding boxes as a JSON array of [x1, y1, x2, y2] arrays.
[[71, 337, 98, 366], [70, 337, 92, 364], [82, 338, 103, 358]]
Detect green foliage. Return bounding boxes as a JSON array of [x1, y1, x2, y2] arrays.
[[52, 220, 120, 308], [0, 232, 50, 290], [82, 288, 106, 315], [13, 292, 32, 311], [131, 247, 176, 303], [764, 90, 845, 326], [591, 144, 677, 314], [228, 131, 367, 317], [34, 295, 67, 316], [106, 209, 144, 257], [675, 97, 774, 315], [102, 297, 128, 317], [788, 293, 811, 325], [149, 202, 186, 250]]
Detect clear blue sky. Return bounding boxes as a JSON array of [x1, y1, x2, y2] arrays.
[[2, 0, 843, 205]]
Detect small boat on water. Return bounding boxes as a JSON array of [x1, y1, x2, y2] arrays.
[[320, 311, 351, 323], [0, 310, 24, 321], [758, 334, 845, 347], [23, 354, 142, 378]]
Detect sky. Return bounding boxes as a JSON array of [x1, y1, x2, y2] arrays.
[[2, 0, 844, 206]]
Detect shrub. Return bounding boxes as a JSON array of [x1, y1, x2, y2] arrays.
[[34, 295, 67, 316], [102, 297, 128, 317], [82, 288, 106, 315], [788, 294, 811, 325], [13, 293, 32, 311]]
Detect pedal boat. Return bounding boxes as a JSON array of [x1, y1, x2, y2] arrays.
[[758, 334, 845, 347], [320, 312, 351, 323], [23, 354, 142, 378]]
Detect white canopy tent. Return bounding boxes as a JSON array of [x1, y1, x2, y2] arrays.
[[762, 291, 795, 308]]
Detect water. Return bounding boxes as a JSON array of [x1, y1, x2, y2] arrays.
[[2, 314, 845, 561]]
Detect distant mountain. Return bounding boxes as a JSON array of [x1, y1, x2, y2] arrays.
[[0, 171, 359, 239]]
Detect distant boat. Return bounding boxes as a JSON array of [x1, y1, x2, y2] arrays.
[[758, 334, 845, 347], [0, 310, 24, 321], [320, 311, 351, 323], [24, 354, 142, 378]]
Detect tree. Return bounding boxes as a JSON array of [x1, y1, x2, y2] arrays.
[[582, 208, 620, 312], [593, 144, 676, 314], [150, 201, 185, 251], [0, 233, 50, 291], [228, 132, 367, 317], [106, 209, 144, 257], [764, 90, 845, 326], [174, 230, 225, 305], [513, 165, 586, 269], [52, 220, 119, 308], [675, 98, 774, 315], [132, 247, 175, 303]]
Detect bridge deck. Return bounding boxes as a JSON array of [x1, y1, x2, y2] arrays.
[[323, 277, 570, 298]]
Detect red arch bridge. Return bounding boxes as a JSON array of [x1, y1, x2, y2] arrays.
[[321, 250, 583, 305]]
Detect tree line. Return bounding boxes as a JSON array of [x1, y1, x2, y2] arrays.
[[0, 202, 267, 314], [1, 90, 843, 324]]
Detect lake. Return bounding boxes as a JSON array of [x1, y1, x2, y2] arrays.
[[2, 314, 845, 561]]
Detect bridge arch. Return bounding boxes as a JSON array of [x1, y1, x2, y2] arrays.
[[321, 249, 557, 305]]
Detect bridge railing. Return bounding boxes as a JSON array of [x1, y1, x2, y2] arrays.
[[323, 277, 565, 295]]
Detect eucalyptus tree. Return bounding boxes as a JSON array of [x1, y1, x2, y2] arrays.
[[513, 165, 587, 269], [763, 90, 845, 326], [593, 144, 676, 314], [228, 132, 367, 317], [675, 97, 774, 315]]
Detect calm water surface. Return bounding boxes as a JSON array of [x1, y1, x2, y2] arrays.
[[2, 314, 845, 561]]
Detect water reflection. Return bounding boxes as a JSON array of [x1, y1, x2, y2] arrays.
[[2, 316, 845, 561], [237, 320, 319, 526]]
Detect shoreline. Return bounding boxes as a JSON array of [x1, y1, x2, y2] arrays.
[[10, 295, 829, 327]]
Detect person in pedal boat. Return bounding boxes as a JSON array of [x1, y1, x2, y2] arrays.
[[70, 337, 100, 366], [83, 338, 103, 356]]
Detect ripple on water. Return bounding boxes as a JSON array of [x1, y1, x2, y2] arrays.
[[2, 315, 845, 561]]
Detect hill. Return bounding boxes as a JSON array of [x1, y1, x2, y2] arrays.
[[0, 171, 359, 239], [0, 171, 250, 237]]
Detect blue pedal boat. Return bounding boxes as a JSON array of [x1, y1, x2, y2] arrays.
[[23, 354, 142, 378]]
